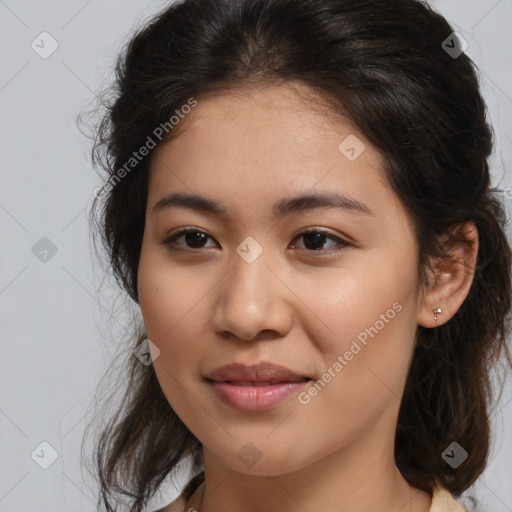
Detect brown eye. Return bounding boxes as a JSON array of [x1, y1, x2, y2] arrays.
[[291, 229, 350, 253], [163, 229, 217, 250], [181, 231, 209, 248]]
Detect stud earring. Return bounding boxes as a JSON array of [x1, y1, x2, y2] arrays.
[[433, 307, 442, 321]]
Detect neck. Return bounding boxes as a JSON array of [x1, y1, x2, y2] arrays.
[[186, 424, 432, 512]]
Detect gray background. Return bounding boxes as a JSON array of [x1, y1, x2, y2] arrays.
[[0, 1, 511, 511]]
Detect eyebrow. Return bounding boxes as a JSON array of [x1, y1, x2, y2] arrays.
[[152, 190, 374, 219]]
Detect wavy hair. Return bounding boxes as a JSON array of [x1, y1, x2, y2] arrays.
[[83, 0, 512, 510]]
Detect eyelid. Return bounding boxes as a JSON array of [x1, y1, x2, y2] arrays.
[[162, 227, 218, 249], [290, 227, 351, 253]]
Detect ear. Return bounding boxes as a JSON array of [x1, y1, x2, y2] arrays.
[[417, 222, 479, 328]]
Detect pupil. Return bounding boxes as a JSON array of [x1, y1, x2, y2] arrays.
[[304, 232, 325, 250], [186, 231, 206, 248]]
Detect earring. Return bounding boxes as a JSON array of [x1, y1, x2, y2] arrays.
[[433, 307, 442, 321]]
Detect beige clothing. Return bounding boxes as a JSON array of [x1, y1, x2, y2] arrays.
[[153, 476, 467, 512]]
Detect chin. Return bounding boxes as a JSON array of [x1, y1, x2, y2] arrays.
[[206, 437, 315, 477]]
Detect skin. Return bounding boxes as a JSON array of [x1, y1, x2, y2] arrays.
[[137, 83, 477, 512]]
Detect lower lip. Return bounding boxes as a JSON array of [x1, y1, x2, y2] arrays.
[[210, 380, 309, 411]]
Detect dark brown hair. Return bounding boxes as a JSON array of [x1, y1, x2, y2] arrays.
[[83, 0, 512, 510]]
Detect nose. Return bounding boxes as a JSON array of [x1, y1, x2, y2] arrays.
[[211, 250, 293, 342]]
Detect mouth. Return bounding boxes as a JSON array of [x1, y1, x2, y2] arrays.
[[219, 378, 311, 387], [204, 362, 312, 411], [205, 361, 311, 383], [206, 379, 312, 411]]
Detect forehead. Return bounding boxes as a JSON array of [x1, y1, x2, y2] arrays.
[[151, 84, 383, 179], [147, 83, 403, 226], [168, 83, 356, 153]]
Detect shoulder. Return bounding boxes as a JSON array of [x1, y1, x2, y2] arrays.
[[152, 493, 187, 512], [151, 472, 205, 512], [430, 486, 467, 512]]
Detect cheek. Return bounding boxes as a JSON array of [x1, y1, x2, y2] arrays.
[[137, 248, 218, 380], [137, 252, 212, 415], [138, 248, 201, 343], [298, 252, 418, 348], [296, 252, 419, 404]]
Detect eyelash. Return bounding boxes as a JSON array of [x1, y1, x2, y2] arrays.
[[162, 227, 350, 254]]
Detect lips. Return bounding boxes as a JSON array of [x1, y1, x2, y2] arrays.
[[205, 362, 310, 384], [228, 380, 292, 386], [205, 362, 311, 411]]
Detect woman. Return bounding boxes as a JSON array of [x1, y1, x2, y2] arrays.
[[85, 1, 512, 511]]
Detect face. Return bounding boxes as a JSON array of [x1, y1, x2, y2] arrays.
[[137, 83, 424, 476]]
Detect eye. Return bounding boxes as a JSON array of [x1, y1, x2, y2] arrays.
[[162, 227, 350, 253], [163, 228, 218, 251], [290, 229, 350, 253]]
